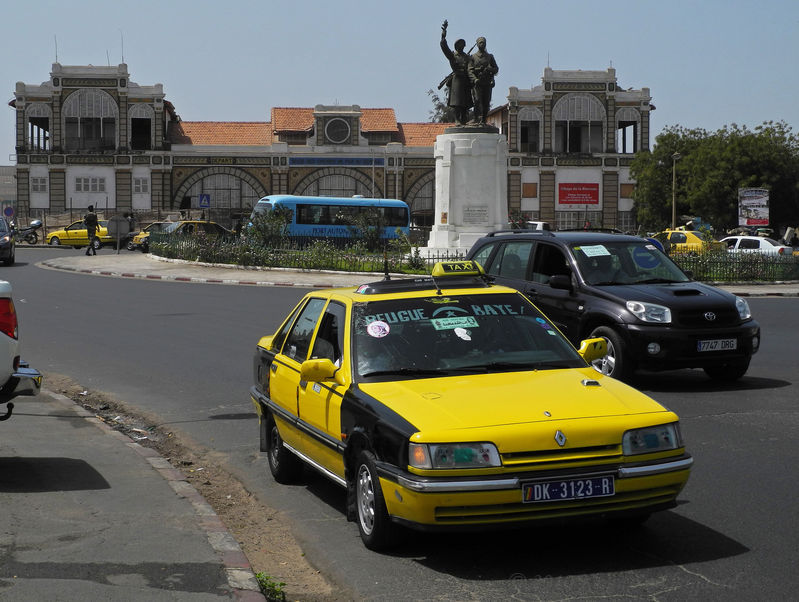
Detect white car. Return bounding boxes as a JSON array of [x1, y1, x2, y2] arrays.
[[720, 235, 794, 255], [0, 280, 42, 422]]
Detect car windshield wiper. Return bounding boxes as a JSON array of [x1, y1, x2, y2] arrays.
[[360, 368, 443, 378]]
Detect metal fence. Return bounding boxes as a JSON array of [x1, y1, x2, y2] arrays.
[[673, 252, 799, 282]]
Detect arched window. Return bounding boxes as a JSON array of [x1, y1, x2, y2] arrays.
[[186, 172, 260, 210], [517, 106, 542, 153], [62, 89, 118, 151], [129, 103, 154, 150], [616, 107, 640, 154], [552, 94, 606, 154], [298, 174, 371, 197], [25, 103, 52, 151]]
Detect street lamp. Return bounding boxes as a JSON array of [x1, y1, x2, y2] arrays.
[[671, 152, 682, 229]]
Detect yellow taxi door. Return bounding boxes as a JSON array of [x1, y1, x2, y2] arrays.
[[297, 301, 348, 479], [269, 297, 327, 453]]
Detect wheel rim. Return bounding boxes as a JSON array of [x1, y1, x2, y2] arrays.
[[268, 426, 281, 468], [356, 464, 376, 535], [49, 238, 60, 246], [591, 337, 616, 375]]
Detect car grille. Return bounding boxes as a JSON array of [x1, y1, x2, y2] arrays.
[[501, 444, 621, 469], [674, 306, 740, 328], [434, 485, 681, 523]]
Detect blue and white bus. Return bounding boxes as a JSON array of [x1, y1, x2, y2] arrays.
[[248, 195, 410, 239]]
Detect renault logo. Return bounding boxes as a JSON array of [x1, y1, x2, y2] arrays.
[[554, 430, 567, 447], [704, 312, 717, 321]]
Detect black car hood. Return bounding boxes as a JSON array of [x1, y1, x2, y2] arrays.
[[597, 281, 737, 309]]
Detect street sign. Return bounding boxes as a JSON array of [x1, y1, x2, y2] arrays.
[[199, 193, 211, 208], [2, 206, 14, 218]]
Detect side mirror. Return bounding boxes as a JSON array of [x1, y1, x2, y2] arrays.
[[300, 358, 345, 386], [549, 274, 572, 291], [577, 337, 607, 364]]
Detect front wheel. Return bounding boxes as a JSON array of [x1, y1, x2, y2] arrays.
[[588, 326, 633, 381], [703, 359, 750, 381], [354, 450, 400, 551], [49, 236, 61, 246]]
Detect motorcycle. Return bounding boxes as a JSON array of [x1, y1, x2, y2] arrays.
[[11, 219, 43, 245]]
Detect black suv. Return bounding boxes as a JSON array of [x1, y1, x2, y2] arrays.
[[467, 230, 760, 381]]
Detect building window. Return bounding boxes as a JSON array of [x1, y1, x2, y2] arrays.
[[517, 107, 542, 153], [26, 103, 52, 152], [129, 104, 154, 150], [553, 94, 606, 154], [616, 108, 641, 154], [556, 210, 603, 230], [31, 177, 48, 192], [186, 172, 259, 210], [75, 177, 106, 193], [620, 183, 635, 198], [62, 89, 118, 151], [617, 211, 636, 232], [522, 183, 538, 198], [299, 174, 370, 198], [133, 177, 150, 193]]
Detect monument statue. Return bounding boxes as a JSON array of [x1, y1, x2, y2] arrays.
[[468, 36, 498, 125], [438, 20, 472, 125]]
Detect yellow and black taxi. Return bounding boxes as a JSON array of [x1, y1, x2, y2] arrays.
[[250, 261, 693, 550], [47, 220, 114, 249], [132, 220, 232, 252]]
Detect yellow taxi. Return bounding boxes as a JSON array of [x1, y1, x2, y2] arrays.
[[250, 261, 693, 550], [656, 229, 724, 255], [132, 220, 231, 252], [47, 220, 114, 250]]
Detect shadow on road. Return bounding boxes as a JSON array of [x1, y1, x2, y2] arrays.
[[0, 457, 110, 493]]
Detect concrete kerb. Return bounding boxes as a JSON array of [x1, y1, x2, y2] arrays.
[[45, 388, 267, 601]]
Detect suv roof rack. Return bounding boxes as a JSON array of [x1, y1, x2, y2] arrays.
[[485, 230, 555, 237]]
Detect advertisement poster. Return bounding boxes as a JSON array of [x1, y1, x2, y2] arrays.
[[738, 188, 769, 226], [558, 183, 599, 205]]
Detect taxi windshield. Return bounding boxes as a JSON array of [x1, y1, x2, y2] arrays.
[[572, 240, 690, 286], [352, 293, 584, 381]]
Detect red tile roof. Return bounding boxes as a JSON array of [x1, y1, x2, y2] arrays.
[[169, 121, 271, 145], [271, 108, 314, 132], [397, 122, 452, 146], [360, 109, 398, 132]]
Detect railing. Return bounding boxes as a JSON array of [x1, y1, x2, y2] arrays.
[[673, 252, 799, 282]]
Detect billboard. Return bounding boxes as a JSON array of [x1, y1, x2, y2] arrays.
[[738, 188, 769, 226], [558, 183, 599, 205]]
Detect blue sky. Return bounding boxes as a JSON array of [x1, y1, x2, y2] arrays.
[[3, 0, 797, 159]]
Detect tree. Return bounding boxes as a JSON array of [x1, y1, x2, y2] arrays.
[[427, 89, 456, 123], [630, 121, 799, 234]]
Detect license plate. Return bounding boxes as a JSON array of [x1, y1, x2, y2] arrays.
[[697, 338, 737, 352], [522, 476, 615, 503]]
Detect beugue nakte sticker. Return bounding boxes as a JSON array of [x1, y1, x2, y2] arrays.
[[367, 321, 390, 338]]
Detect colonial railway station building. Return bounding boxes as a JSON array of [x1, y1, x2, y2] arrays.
[[11, 63, 652, 234]]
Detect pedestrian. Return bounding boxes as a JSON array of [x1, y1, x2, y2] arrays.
[[84, 204, 98, 256]]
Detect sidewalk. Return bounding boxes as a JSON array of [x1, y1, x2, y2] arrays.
[[0, 389, 265, 601], [38, 250, 799, 296]]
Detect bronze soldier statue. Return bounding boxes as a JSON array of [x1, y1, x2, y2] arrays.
[[468, 36, 499, 125], [438, 20, 472, 125]]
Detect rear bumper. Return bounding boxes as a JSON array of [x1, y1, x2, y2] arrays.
[[1, 363, 43, 403]]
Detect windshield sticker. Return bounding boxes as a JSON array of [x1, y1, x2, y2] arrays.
[[431, 306, 470, 318], [579, 245, 611, 257], [364, 309, 427, 324], [454, 327, 472, 341], [470, 304, 519, 316], [427, 297, 459, 305], [431, 316, 479, 331], [367, 321, 390, 338]]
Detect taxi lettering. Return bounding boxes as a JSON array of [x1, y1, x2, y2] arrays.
[[471, 304, 518, 316], [365, 309, 427, 324]]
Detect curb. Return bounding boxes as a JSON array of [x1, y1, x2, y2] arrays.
[[45, 388, 267, 601]]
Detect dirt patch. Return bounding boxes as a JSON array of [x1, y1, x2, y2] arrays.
[[45, 373, 345, 601]]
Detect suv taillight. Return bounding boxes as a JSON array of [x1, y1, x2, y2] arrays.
[[0, 298, 19, 339]]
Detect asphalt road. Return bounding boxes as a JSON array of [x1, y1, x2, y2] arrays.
[[6, 247, 799, 600]]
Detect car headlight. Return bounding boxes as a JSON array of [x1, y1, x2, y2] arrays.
[[0, 235, 10, 243], [735, 296, 752, 320], [626, 301, 671, 323], [622, 423, 682, 455], [409, 442, 501, 469]]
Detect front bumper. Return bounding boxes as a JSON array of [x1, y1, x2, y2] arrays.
[[377, 453, 692, 529]]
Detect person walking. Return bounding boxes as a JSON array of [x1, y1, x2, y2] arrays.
[[84, 205, 98, 256]]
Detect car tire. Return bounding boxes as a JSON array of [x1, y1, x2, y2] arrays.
[[589, 326, 633, 381], [265, 415, 301, 484], [703, 358, 750, 382], [354, 450, 400, 551], [2, 252, 13, 266], [49, 236, 61, 246]]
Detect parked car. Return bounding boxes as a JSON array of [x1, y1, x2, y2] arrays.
[[720, 235, 793, 255], [47, 220, 114, 250], [466, 230, 760, 382], [250, 261, 692, 550], [0, 279, 42, 422], [127, 221, 172, 251], [132, 220, 232, 253], [655, 229, 724, 255], [0, 218, 15, 266]]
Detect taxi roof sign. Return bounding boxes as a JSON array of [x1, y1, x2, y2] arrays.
[[431, 260, 484, 278]]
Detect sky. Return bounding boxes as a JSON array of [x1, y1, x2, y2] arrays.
[[2, 0, 798, 160]]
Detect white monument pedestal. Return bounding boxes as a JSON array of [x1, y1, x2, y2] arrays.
[[423, 129, 508, 255]]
